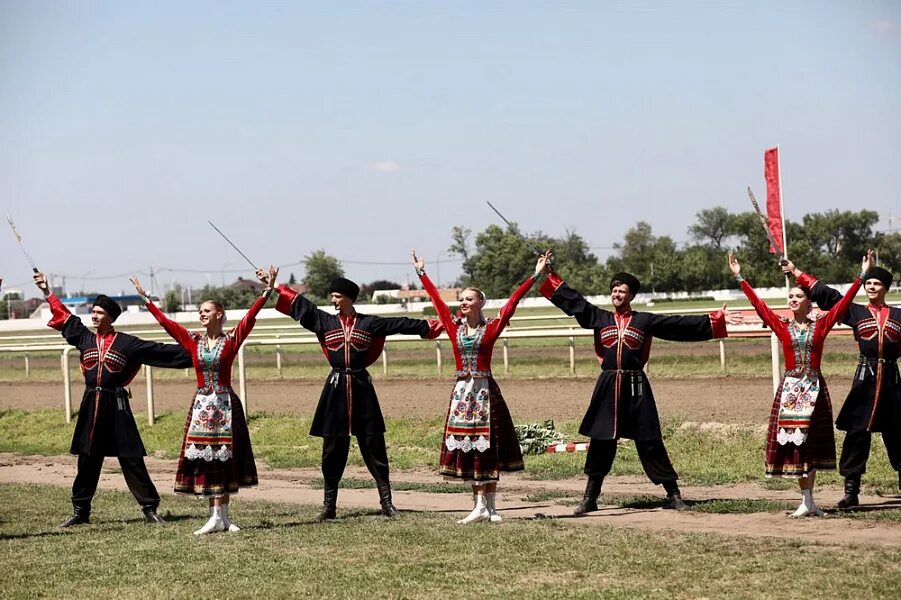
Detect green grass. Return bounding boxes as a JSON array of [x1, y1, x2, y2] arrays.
[[2, 410, 899, 494], [1, 484, 900, 600]]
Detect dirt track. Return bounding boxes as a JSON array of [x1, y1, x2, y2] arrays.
[[0, 376, 854, 424], [1, 452, 899, 547]]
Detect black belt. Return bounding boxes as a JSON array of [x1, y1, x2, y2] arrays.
[[602, 369, 645, 397], [858, 356, 897, 366], [93, 386, 131, 410], [328, 368, 368, 387]]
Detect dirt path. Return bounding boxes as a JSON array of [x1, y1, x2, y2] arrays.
[[2, 452, 898, 547], [0, 377, 854, 424]]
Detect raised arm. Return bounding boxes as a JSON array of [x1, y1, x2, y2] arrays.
[[782, 259, 843, 311], [539, 271, 607, 330], [130, 274, 194, 348], [412, 249, 455, 333], [817, 252, 870, 333], [34, 271, 91, 346], [271, 284, 330, 334], [491, 250, 551, 332], [729, 253, 785, 335]]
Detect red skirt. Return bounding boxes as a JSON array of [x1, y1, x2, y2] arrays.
[[765, 375, 836, 478], [174, 389, 258, 497], [439, 377, 524, 482]]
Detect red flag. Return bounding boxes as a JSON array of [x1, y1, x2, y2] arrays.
[[763, 147, 785, 255]]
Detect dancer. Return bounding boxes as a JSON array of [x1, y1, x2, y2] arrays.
[[539, 266, 738, 512], [271, 274, 435, 520], [130, 267, 277, 534], [731, 252, 868, 515], [784, 255, 899, 507], [33, 272, 192, 527], [413, 249, 552, 524]]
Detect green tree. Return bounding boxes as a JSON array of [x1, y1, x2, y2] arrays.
[[360, 280, 402, 302], [163, 290, 182, 313], [303, 250, 345, 301], [688, 207, 737, 250], [547, 230, 607, 295], [465, 224, 536, 298], [875, 232, 901, 273], [448, 225, 477, 285]]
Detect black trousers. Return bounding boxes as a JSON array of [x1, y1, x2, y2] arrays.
[[321, 434, 390, 485], [584, 438, 678, 485], [71, 453, 160, 513], [839, 430, 901, 477]]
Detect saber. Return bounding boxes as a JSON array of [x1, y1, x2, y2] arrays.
[[746, 187, 787, 264], [207, 221, 259, 271], [6, 216, 39, 272], [486, 201, 543, 257]]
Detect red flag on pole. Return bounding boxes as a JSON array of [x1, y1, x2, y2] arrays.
[[763, 147, 786, 256]]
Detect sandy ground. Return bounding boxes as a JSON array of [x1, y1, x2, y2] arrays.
[[0, 377, 854, 423], [1, 452, 899, 547], [3, 374, 900, 547]]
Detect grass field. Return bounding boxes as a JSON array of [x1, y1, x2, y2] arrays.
[[1, 484, 900, 600]]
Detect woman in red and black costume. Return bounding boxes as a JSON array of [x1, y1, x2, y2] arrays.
[[783, 254, 899, 508], [412, 249, 552, 524], [729, 252, 869, 517], [539, 265, 738, 513], [130, 266, 277, 535], [33, 272, 192, 528]]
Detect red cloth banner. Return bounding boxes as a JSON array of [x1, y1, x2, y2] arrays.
[[763, 147, 785, 255]]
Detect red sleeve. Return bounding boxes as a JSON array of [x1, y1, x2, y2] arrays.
[[818, 276, 863, 333], [708, 309, 727, 339], [274, 284, 299, 315], [422, 319, 445, 339], [492, 275, 535, 333], [419, 272, 456, 335], [145, 301, 194, 348], [739, 279, 786, 341], [539, 271, 564, 299], [232, 292, 268, 346], [795, 272, 817, 291], [46, 294, 74, 331]]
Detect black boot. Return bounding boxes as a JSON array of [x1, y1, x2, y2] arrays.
[[59, 506, 90, 528], [376, 481, 398, 517], [836, 474, 861, 509], [574, 477, 603, 516], [142, 505, 165, 524], [662, 481, 688, 510], [317, 479, 339, 521]]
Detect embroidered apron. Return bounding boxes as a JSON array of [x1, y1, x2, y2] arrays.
[[184, 336, 233, 462], [776, 325, 819, 446], [444, 325, 491, 453]]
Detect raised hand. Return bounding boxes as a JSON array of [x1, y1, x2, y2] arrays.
[[535, 250, 553, 275], [411, 249, 425, 273], [861, 249, 873, 275], [727, 253, 741, 277], [129, 274, 148, 298], [33, 272, 50, 296], [262, 265, 279, 289], [780, 259, 799, 277]]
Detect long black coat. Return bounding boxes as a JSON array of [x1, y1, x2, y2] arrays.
[[48, 296, 192, 457], [541, 273, 727, 441], [800, 275, 901, 432], [276, 286, 431, 437]]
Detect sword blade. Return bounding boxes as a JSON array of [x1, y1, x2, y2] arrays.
[[6, 215, 38, 272], [207, 221, 259, 271], [485, 201, 542, 256], [746, 187, 785, 262]]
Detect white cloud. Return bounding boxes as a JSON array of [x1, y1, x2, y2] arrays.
[[371, 160, 402, 173], [872, 18, 894, 33]]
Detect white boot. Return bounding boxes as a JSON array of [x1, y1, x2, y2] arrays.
[[457, 493, 489, 524], [193, 505, 226, 535], [485, 492, 502, 523], [221, 503, 241, 532], [790, 489, 824, 518]]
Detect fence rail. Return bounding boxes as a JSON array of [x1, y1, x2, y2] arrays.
[[0, 309, 853, 425]]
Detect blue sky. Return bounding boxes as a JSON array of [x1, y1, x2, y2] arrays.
[[2, 1, 899, 295]]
